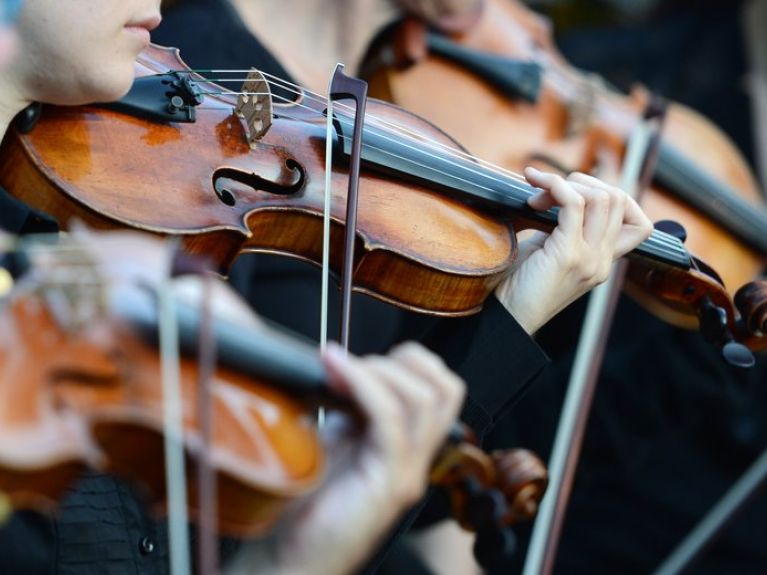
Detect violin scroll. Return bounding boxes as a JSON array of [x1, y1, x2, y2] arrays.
[[493, 448, 548, 523], [430, 428, 547, 569], [735, 280, 767, 336]]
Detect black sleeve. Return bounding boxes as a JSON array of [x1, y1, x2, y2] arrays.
[[359, 301, 547, 574], [0, 187, 58, 235], [419, 295, 549, 439]]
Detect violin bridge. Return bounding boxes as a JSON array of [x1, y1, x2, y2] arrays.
[[235, 69, 273, 147]]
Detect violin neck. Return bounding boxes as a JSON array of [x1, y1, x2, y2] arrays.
[[334, 114, 690, 270], [115, 289, 351, 408], [655, 142, 767, 253]]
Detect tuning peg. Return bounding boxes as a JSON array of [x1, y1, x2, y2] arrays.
[[462, 477, 508, 528], [698, 297, 755, 368], [722, 341, 755, 369], [473, 524, 517, 571], [654, 219, 687, 243], [699, 297, 729, 343], [492, 449, 548, 522]]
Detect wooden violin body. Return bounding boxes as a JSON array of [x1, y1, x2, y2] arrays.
[[364, 0, 767, 331], [0, 45, 515, 317], [0, 281, 324, 536]]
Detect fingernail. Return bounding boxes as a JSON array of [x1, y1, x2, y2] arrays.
[[525, 166, 540, 174]]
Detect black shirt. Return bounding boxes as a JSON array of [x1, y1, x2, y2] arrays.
[[485, 297, 767, 575], [0, 188, 57, 236], [481, 4, 767, 573], [0, 187, 181, 575]]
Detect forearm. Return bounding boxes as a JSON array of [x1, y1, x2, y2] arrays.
[[418, 295, 549, 438]]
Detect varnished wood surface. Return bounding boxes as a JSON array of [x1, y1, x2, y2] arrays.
[[365, 0, 766, 330], [0, 44, 517, 316]]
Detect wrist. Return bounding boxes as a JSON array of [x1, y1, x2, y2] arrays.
[[492, 287, 541, 335]]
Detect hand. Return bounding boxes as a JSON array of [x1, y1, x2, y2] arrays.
[[226, 342, 465, 575], [494, 167, 653, 334]]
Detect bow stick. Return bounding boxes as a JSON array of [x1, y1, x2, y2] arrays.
[[523, 98, 668, 575]]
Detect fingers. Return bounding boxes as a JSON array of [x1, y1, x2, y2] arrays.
[[567, 173, 652, 226], [322, 344, 407, 466], [555, 171, 626, 251], [614, 195, 653, 256], [497, 168, 654, 334], [524, 166, 585, 239], [387, 342, 465, 427], [526, 167, 653, 258], [321, 342, 465, 503], [566, 178, 622, 249]]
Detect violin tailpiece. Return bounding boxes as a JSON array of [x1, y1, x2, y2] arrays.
[[235, 69, 273, 147]]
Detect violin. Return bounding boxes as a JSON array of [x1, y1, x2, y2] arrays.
[[362, 0, 767, 333], [0, 44, 765, 360], [0, 231, 548, 567]]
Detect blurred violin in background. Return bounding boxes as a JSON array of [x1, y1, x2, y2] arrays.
[[0, 230, 548, 567], [362, 0, 767, 338]]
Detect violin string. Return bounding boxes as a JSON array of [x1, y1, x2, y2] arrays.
[[0, 79, 684, 266], [17, 222, 687, 268], [179, 49, 606, 118], [2, 225, 687, 281], [181, 107, 683, 261], [200, 82, 677, 254], [200, 85, 533, 189], [196, 89, 685, 258], [207, 61, 605, 181], [180, 56, 622, 192], [315, 125, 677, 260], [146, 68, 686, 261], [206, 89, 540, 200], [541, 64, 637, 135], [181, 69, 533, 186], [200, 83, 540, 200], [530, 52, 602, 105]]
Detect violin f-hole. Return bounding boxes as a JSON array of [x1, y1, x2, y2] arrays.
[[212, 159, 306, 206]]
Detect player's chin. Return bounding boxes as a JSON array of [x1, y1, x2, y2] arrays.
[[90, 58, 137, 103]]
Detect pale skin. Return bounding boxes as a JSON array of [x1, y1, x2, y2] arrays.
[[226, 341, 466, 575], [499, 166, 652, 333], [0, 16, 17, 71], [0, 1, 652, 573]]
